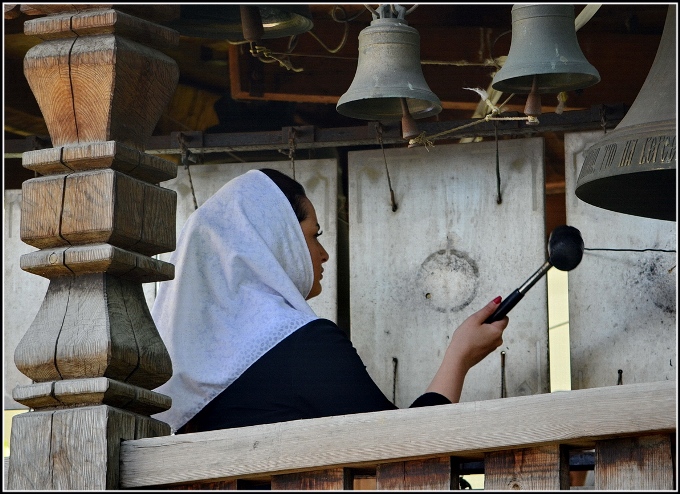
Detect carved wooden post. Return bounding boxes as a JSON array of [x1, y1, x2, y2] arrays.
[[7, 5, 180, 490]]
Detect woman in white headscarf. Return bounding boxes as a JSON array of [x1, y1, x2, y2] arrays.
[[152, 169, 507, 434]]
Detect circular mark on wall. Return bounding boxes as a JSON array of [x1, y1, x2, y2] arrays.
[[417, 249, 479, 313]]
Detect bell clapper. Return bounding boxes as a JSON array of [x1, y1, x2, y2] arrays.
[[400, 98, 420, 140], [524, 75, 541, 125], [240, 6, 264, 43]]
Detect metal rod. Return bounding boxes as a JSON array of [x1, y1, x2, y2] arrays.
[[518, 260, 552, 294]]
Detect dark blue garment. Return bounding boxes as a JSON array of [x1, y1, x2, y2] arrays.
[[182, 319, 450, 432]]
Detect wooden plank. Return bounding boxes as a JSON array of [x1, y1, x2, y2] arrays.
[[484, 445, 569, 490], [271, 468, 353, 490], [119, 381, 675, 488], [376, 456, 454, 490], [163, 478, 271, 490], [165, 479, 239, 490], [594, 434, 675, 490]]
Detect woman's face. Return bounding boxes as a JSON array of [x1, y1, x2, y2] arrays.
[[299, 197, 329, 300]]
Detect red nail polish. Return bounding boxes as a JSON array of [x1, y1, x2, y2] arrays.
[[493, 296, 502, 304]]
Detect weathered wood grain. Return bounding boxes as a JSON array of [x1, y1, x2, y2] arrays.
[[24, 18, 179, 150], [46, 169, 177, 255], [69, 34, 179, 149], [50, 406, 136, 489], [60, 169, 116, 245], [20, 173, 69, 248], [14, 276, 71, 382], [119, 381, 675, 488], [70, 9, 180, 49], [376, 456, 454, 490], [22, 146, 72, 175], [119, 282, 174, 388], [55, 273, 139, 381], [484, 445, 569, 490], [9, 5, 179, 492], [12, 381, 60, 409], [19, 246, 74, 278], [135, 180, 177, 255], [22, 133, 179, 184], [165, 479, 239, 490], [23, 39, 79, 146], [7, 410, 55, 489], [20, 243, 175, 282], [271, 468, 353, 490], [24, 8, 180, 50], [595, 434, 675, 490], [12, 378, 172, 415]]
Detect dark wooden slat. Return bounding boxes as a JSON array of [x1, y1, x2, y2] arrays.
[[484, 445, 570, 490], [595, 434, 675, 490], [376, 456, 456, 490], [271, 468, 353, 490]]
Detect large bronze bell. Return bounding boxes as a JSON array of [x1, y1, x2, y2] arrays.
[[492, 4, 600, 93], [575, 5, 676, 222], [165, 5, 313, 40], [336, 5, 441, 121]]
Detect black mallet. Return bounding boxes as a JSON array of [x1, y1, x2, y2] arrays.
[[485, 225, 584, 324]]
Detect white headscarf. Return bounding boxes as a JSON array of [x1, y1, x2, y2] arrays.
[[151, 169, 319, 432]]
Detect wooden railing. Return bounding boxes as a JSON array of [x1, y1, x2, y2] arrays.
[[118, 380, 676, 490]]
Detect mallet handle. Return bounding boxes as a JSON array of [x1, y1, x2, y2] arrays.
[[485, 289, 524, 324]]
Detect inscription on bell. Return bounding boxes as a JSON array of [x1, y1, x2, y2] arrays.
[[618, 139, 637, 167], [579, 147, 600, 178], [601, 143, 617, 170], [639, 135, 676, 165]]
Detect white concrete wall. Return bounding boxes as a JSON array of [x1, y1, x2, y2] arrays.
[[3, 191, 47, 409], [4, 159, 339, 409], [565, 131, 677, 389], [348, 138, 549, 408]]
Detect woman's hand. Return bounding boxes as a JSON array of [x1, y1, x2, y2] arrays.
[[425, 297, 508, 403], [448, 296, 508, 373]]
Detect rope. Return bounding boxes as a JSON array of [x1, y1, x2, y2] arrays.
[[376, 123, 398, 212], [409, 113, 535, 150]]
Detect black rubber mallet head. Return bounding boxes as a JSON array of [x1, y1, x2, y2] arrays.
[[485, 225, 584, 324]]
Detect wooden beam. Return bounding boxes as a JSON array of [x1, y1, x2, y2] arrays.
[[119, 380, 675, 488], [4, 104, 626, 159]]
